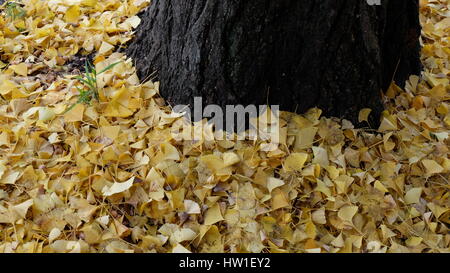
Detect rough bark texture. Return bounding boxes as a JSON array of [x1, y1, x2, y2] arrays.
[[126, 0, 421, 124]]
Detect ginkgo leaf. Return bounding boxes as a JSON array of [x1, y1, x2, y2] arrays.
[[173, 228, 197, 243], [427, 203, 449, 219], [406, 236, 423, 247], [102, 177, 134, 197], [378, 116, 398, 132], [12, 199, 33, 219], [10, 63, 28, 76], [338, 205, 358, 224], [125, 15, 141, 28], [312, 146, 329, 167], [374, 180, 389, 193], [160, 143, 180, 161], [64, 104, 85, 122], [358, 108, 372, 123], [172, 244, 191, 253], [204, 203, 224, 226], [422, 159, 444, 175], [284, 153, 308, 171], [184, 200, 201, 214], [81, 0, 98, 7], [405, 187, 422, 205], [65, 5, 80, 24], [99, 41, 115, 55], [267, 177, 285, 193], [223, 152, 240, 167], [271, 188, 290, 210], [39, 107, 55, 122], [312, 208, 327, 225], [49, 228, 61, 243]]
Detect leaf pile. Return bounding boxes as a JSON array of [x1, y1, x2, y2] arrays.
[[0, 0, 448, 253]]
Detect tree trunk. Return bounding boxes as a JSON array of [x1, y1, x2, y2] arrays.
[[126, 0, 421, 125]]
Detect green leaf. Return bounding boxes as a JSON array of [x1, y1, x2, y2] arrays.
[[75, 76, 95, 89]]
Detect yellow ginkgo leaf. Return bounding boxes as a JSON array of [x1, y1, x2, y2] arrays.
[[48, 228, 61, 243], [267, 177, 285, 193], [405, 187, 422, 205], [422, 159, 444, 175], [172, 244, 191, 253], [284, 153, 308, 171], [102, 177, 134, 197], [81, 0, 97, 7], [312, 146, 329, 167], [200, 154, 225, 173], [10, 63, 28, 76], [427, 203, 449, 219], [12, 199, 33, 219], [101, 126, 121, 140], [65, 5, 81, 24], [331, 233, 345, 248], [203, 203, 224, 226], [0, 80, 18, 95], [39, 107, 55, 122], [378, 116, 398, 132], [173, 228, 197, 243], [104, 101, 134, 117], [222, 152, 240, 167], [99, 41, 115, 55], [374, 180, 389, 193], [125, 15, 141, 28], [64, 104, 85, 122], [271, 188, 290, 210], [160, 143, 180, 161], [338, 205, 358, 224], [406, 236, 423, 247], [358, 108, 372, 123], [184, 200, 201, 214], [312, 208, 327, 224]]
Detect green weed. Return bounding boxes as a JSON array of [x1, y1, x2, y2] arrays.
[[64, 59, 121, 114], [3, 1, 26, 21]]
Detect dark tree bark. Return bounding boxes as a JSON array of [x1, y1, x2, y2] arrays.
[[126, 0, 421, 125]]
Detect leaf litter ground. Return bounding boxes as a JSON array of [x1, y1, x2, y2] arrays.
[[0, 0, 448, 253]]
